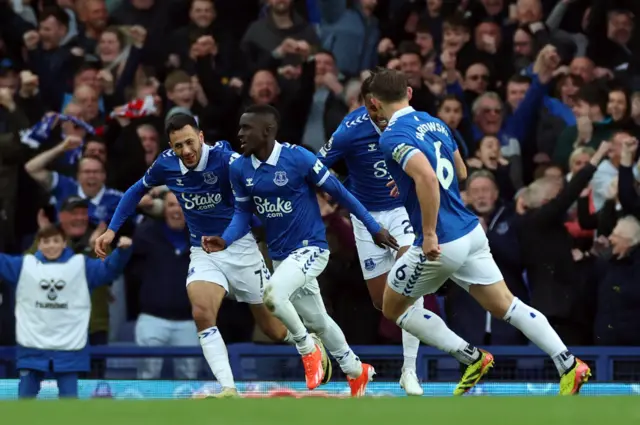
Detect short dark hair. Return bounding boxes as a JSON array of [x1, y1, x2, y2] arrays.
[[438, 94, 463, 109], [316, 49, 336, 62], [165, 113, 200, 139], [367, 68, 409, 103], [443, 13, 469, 32], [415, 20, 433, 35], [40, 6, 70, 28], [79, 154, 106, 172], [244, 104, 281, 125], [359, 69, 379, 101], [398, 41, 424, 64], [509, 75, 532, 85], [575, 83, 607, 113], [36, 224, 65, 242]]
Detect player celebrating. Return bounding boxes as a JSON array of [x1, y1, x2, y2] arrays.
[[316, 73, 423, 395], [202, 104, 398, 396], [366, 68, 591, 396], [94, 113, 327, 398]]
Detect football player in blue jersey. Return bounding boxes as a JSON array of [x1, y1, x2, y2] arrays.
[[366, 68, 591, 396], [202, 104, 399, 396], [94, 113, 327, 398], [316, 73, 424, 395]]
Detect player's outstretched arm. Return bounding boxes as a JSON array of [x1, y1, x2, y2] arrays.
[[319, 173, 399, 250], [0, 254, 24, 288], [95, 180, 147, 258], [215, 162, 255, 251], [215, 205, 253, 251], [108, 179, 148, 234]]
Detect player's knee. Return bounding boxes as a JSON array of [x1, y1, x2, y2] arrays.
[[261, 321, 287, 341], [471, 281, 514, 319], [263, 282, 290, 313], [191, 302, 216, 328], [371, 298, 383, 311], [381, 304, 399, 322], [263, 284, 277, 312]]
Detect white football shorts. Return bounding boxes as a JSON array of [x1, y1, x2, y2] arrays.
[[351, 206, 415, 280], [270, 246, 330, 301], [387, 224, 503, 297], [187, 233, 269, 304]]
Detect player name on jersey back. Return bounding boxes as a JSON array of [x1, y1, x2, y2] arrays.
[[379, 107, 478, 246], [317, 106, 404, 212]]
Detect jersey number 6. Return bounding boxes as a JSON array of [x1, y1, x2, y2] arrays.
[[434, 141, 454, 190]]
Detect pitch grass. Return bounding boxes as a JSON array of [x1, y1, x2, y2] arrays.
[[1, 396, 639, 425]]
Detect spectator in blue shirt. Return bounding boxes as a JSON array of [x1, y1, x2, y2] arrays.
[[24, 136, 127, 225]]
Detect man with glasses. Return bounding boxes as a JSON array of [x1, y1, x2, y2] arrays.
[[24, 136, 124, 225]]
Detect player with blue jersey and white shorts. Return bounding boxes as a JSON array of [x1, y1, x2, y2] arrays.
[[317, 81, 424, 395], [365, 68, 591, 396], [95, 113, 328, 398], [202, 104, 399, 397]]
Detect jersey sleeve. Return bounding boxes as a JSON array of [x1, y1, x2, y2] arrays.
[[222, 161, 254, 247], [229, 161, 253, 213], [380, 130, 419, 171], [107, 179, 148, 233], [316, 129, 347, 168], [51, 172, 77, 199], [299, 147, 331, 186], [141, 156, 167, 188]]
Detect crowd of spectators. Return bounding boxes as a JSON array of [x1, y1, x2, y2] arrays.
[[1, 0, 640, 378]]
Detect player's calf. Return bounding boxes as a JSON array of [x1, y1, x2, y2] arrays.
[[249, 303, 290, 342], [187, 281, 236, 391], [470, 281, 588, 387]]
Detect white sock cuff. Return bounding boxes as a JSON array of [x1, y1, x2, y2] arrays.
[[396, 306, 417, 328], [503, 297, 520, 321], [198, 326, 219, 342]]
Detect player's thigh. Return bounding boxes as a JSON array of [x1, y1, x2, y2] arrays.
[[186, 247, 229, 322], [135, 314, 171, 347], [365, 273, 388, 310], [387, 246, 458, 298], [384, 207, 416, 252], [351, 212, 395, 281], [450, 225, 511, 316], [215, 237, 268, 305], [267, 247, 330, 304]]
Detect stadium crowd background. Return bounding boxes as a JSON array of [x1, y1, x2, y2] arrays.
[[0, 0, 639, 381]]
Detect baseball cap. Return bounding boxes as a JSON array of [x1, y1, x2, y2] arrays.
[[60, 196, 89, 212]]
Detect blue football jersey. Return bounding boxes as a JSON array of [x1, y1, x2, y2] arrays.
[[51, 172, 123, 225], [229, 142, 333, 260], [142, 141, 249, 246], [317, 106, 404, 212], [379, 107, 478, 245]]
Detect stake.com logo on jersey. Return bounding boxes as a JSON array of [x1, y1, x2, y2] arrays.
[[181, 192, 223, 210], [253, 196, 293, 218]]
